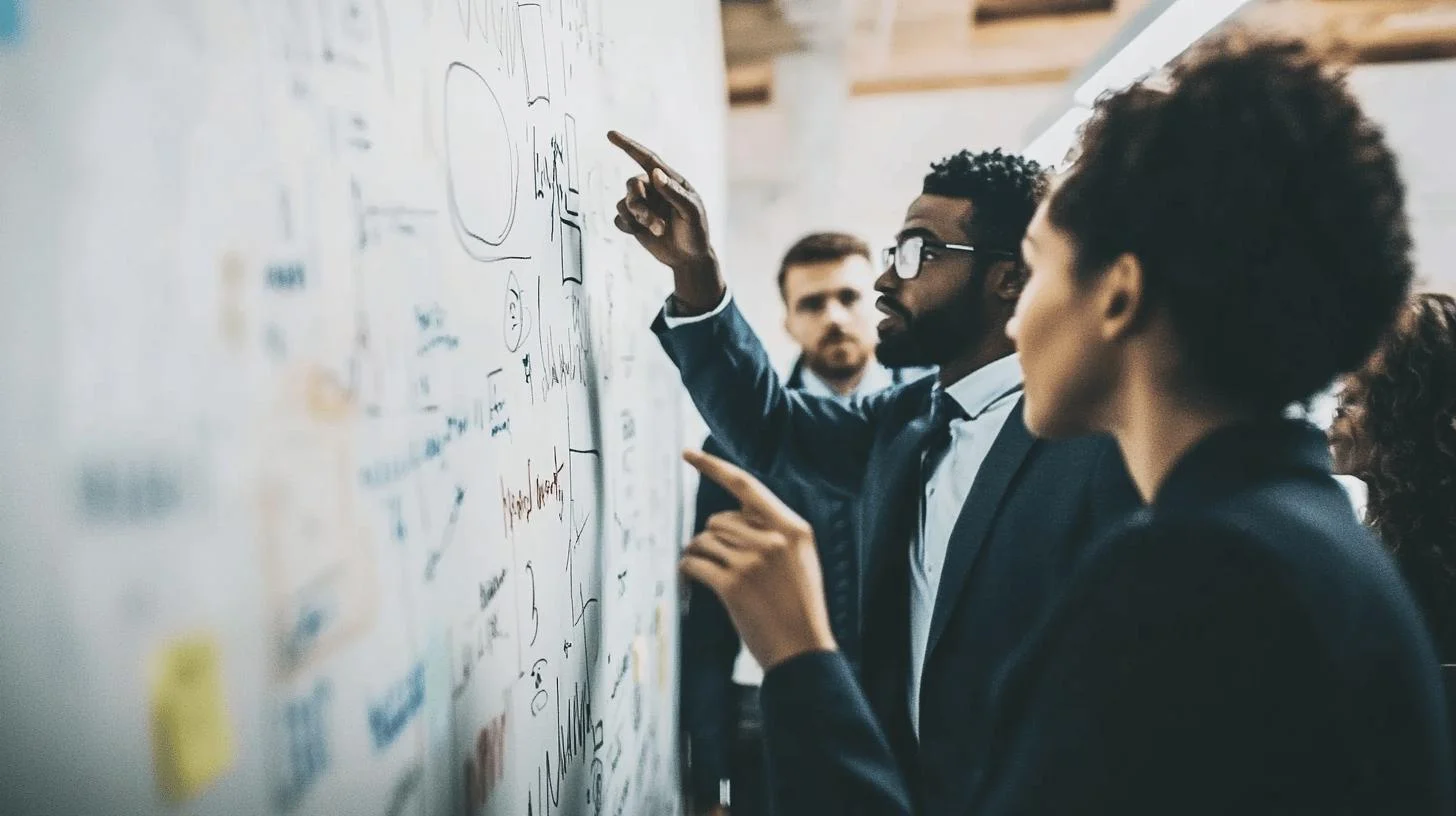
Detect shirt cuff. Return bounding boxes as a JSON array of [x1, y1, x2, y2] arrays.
[[661, 290, 733, 329]]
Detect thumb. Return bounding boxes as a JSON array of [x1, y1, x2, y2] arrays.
[[651, 168, 700, 222]]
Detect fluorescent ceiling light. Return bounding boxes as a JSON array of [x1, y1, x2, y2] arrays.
[[1022, 107, 1093, 168], [1072, 0, 1255, 107]]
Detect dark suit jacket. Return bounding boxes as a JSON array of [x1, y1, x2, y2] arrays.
[[763, 419, 1456, 814], [654, 301, 1135, 813], [680, 361, 919, 803], [1447, 666, 1456, 783]]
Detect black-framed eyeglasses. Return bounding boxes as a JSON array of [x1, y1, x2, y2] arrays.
[[881, 235, 1015, 280]]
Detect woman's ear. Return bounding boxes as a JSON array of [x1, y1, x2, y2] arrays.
[[1099, 252, 1145, 341]]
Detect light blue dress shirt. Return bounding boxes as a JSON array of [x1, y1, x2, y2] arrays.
[[908, 353, 1023, 739], [800, 360, 894, 401]]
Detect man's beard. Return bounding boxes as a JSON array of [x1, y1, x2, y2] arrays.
[[804, 353, 865, 382], [877, 291, 981, 369], [804, 328, 868, 381]]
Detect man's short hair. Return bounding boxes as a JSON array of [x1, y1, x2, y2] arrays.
[[922, 148, 1049, 253], [1048, 32, 1414, 412], [777, 232, 872, 300]]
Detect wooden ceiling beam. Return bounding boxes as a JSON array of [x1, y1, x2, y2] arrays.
[[974, 0, 1116, 23], [727, 0, 1456, 106], [722, 1, 803, 65], [727, 0, 1154, 102], [1236, 0, 1456, 64], [848, 3, 1152, 94]]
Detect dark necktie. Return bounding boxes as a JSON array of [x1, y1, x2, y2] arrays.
[[922, 388, 967, 488], [915, 388, 967, 569]]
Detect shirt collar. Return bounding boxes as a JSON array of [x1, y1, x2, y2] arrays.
[[942, 353, 1024, 420], [855, 360, 895, 395], [799, 360, 894, 403]]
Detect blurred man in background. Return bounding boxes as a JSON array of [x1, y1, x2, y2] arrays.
[[681, 232, 928, 816]]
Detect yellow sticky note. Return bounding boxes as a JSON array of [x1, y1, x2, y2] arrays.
[[150, 634, 235, 801], [656, 604, 669, 692], [630, 635, 645, 684]]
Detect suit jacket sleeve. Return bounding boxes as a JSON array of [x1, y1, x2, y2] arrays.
[[680, 435, 748, 803], [974, 523, 1326, 814], [759, 651, 915, 815], [653, 299, 888, 493]]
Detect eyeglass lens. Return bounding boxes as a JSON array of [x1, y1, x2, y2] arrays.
[[884, 236, 923, 280], [899, 236, 922, 279]]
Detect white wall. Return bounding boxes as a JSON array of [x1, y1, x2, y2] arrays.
[[721, 60, 1456, 370], [1348, 61, 1456, 297]]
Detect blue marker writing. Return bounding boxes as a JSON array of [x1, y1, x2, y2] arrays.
[[368, 663, 426, 750], [0, 0, 22, 46], [265, 263, 306, 290]]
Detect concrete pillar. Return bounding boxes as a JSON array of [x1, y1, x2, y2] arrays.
[[773, 0, 853, 227]]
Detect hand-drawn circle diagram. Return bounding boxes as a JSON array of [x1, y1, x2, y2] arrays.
[[444, 62, 523, 261]]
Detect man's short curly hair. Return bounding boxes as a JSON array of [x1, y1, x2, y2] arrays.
[[1048, 32, 1414, 411], [923, 148, 1049, 253], [1342, 292, 1456, 660]]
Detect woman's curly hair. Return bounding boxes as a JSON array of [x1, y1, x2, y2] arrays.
[[1049, 33, 1413, 412], [1343, 292, 1456, 659]]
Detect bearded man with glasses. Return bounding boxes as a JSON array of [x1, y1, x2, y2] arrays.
[[610, 136, 1137, 814]]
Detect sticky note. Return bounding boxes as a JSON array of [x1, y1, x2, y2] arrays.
[[630, 635, 645, 684], [0, 0, 22, 46], [150, 634, 235, 801], [656, 604, 669, 691]]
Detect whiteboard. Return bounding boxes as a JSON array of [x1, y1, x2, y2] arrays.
[[0, 1, 726, 814]]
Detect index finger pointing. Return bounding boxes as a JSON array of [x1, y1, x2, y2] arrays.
[[683, 449, 803, 530], [608, 130, 684, 182]]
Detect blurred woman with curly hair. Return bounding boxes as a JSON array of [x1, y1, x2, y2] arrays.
[[1331, 292, 1456, 662]]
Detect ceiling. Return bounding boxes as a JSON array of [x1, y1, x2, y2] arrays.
[[724, 0, 1456, 105]]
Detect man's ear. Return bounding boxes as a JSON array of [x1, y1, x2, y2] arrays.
[[989, 259, 1027, 303]]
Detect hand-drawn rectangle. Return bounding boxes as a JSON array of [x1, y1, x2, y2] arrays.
[[564, 113, 581, 215], [560, 219, 583, 285], [518, 4, 550, 105]]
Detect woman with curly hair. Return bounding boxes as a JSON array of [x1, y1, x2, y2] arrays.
[[1331, 291, 1456, 662]]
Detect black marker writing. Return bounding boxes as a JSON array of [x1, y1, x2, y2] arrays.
[[479, 569, 507, 611], [500, 450, 566, 536], [526, 561, 540, 646]]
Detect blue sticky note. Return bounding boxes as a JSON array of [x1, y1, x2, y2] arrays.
[[0, 0, 22, 45]]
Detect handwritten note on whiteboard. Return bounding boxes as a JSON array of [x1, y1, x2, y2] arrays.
[[0, 1, 727, 814]]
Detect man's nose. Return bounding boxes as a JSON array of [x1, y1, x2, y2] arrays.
[[874, 265, 898, 294]]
